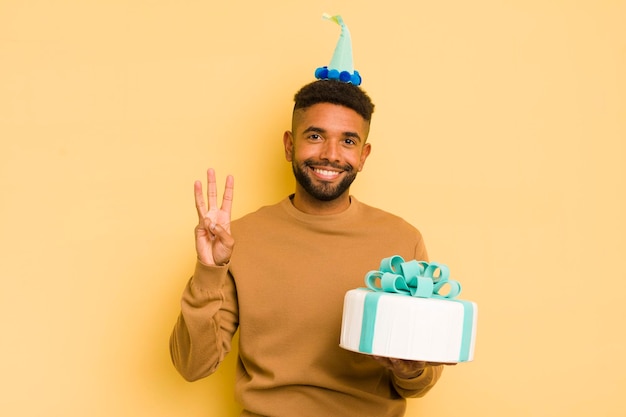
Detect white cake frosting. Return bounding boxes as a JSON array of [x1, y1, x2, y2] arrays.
[[339, 256, 477, 363], [340, 288, 477, 362]]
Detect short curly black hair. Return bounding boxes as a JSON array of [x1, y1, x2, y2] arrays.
[[293, 80, 375, 122]]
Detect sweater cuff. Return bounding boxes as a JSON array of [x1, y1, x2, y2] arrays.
[[191, 259, 230, 291]]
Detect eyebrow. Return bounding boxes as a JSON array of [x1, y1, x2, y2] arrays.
[[302, 126, 362, 142]]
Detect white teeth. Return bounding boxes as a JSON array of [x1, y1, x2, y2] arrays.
[[314, 168, 339, 177]]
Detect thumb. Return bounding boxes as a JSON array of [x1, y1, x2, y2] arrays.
[[210, 223, 235, 249]]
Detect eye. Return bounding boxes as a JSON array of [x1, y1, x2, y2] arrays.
[[308, 133, 322, 141], [343, 138, 357, 146]]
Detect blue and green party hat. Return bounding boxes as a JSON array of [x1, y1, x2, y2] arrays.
[[314, 14, 362, 86]]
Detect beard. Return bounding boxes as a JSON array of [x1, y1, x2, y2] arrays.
[[291, 159, 358, 202]]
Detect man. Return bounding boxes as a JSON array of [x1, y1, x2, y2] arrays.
[[170, 79, 447, 416]]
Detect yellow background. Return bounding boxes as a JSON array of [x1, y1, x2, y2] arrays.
[[1, 1, 625, 416]]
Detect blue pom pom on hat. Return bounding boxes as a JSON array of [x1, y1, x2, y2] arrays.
[[315, 14, 362, 86]]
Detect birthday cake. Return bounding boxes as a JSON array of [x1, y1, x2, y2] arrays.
[[340, 256, 477, 363]]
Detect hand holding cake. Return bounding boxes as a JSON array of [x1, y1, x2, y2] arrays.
[[372, 356, 456, 379]]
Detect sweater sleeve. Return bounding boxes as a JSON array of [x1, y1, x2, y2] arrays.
[[169, 260, 239, 381], [414, 230, 429, 262], [392, 364, 443, 398]]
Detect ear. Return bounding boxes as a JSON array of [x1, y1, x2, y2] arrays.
[[357, 142, 372, 172], [283, 130, 294, 162]]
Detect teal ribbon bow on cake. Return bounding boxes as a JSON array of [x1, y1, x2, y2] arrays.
[[365, 255, 462, 299]]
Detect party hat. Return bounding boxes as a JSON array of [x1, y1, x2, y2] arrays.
[[314, 14, 362, 86]]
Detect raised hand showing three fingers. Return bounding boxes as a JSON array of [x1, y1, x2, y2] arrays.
[[194, 168, 235, 266]]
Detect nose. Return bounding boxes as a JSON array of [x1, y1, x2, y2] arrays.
[[320, 139, 340, 162]]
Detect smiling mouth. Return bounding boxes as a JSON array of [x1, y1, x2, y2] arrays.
[[312, 167, 342, 179]]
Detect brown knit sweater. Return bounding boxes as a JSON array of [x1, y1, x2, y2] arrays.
[[170, 196, 442, 416]]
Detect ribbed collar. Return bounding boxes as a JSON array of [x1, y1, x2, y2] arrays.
[[280, 194, 361, 226]]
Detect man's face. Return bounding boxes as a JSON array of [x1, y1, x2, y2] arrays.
[[283, 102, 371, 202]]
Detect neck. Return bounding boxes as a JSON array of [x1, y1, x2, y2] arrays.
[[290, 188, 352, 215]]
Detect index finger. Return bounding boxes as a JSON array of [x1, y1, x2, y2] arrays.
[[220, 175, 234, 215]]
